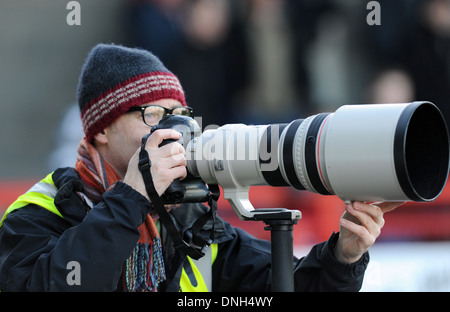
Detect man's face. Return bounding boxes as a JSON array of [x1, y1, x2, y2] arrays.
[[100, 99, 183, 177]]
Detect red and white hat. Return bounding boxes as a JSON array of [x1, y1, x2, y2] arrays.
[[77, 43, 186, 142]]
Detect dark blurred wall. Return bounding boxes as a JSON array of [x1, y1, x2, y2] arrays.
[[0, 0, 127, 178]]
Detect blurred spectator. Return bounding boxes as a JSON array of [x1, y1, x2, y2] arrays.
[[286, 0, 335, 115], [176, 0, 248, 126], [362, 0, 450, 125], [235, 0, 300, 124], [400, 0, 450, 126], [125, 0, 186, 68], [361, 0, 420, 66], [125, 0, 248, 126], [367, 68, 415, 103], [286, 0, 373, 113]]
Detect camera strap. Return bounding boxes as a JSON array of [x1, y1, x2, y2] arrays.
[[138, 133, 218, 260]]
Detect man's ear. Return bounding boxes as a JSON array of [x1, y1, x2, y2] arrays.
[[93, 129, 108, 145]]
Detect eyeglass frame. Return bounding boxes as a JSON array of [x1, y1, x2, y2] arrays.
[[127, 104, 193, 126]]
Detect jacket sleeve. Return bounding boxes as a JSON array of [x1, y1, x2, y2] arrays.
[[0, 182, 149, 291], [293, 232, 369, 291], [213, 227, 368, 292]]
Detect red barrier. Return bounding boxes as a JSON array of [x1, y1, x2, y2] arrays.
[[1, 179, 449, 244], [0, 179, 35, 212], [217, 183, 450, 244]]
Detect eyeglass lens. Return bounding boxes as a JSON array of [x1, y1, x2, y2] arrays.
[[143, 106, 191, 125]]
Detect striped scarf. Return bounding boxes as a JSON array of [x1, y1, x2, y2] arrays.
[[75, 137, 166, 292]]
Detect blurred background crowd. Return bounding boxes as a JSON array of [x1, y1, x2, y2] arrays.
[[124, 0, 450, 128], [1, 0, 450, 176], [1, 0, 450, 291]]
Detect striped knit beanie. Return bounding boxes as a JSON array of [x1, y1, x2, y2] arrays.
[[77, 43, 186, 142]]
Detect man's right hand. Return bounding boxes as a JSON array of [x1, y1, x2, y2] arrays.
[[123, 129, 187, 201]]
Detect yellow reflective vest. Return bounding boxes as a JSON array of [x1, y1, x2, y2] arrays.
[[180, 244, 218, 292]]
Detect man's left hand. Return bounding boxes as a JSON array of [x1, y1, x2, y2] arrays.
[[334, 201, 404, 264]]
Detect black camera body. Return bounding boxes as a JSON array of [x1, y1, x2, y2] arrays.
[[151, 115, 211, 204]]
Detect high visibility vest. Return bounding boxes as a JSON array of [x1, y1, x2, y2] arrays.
[[180, 243, 218, 292], [0, 172, 61, 227], [0, 172, 217, 292]]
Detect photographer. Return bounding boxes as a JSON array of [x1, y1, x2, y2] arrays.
[[0, 44, 401, 292]]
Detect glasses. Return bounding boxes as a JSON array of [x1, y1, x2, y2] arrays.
[[128, 105, 193, 126]]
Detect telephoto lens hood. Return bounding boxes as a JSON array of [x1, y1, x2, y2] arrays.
[[311, 101, 449, 202]]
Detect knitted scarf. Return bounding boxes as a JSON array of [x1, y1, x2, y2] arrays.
[[75, 137, 166, 292]]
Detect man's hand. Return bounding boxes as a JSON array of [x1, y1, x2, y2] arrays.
[[334, 201, 404, 264], [123, 129, 187, 200]]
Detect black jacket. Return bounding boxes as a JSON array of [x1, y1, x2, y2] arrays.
[[0, 167, 368, 291]]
